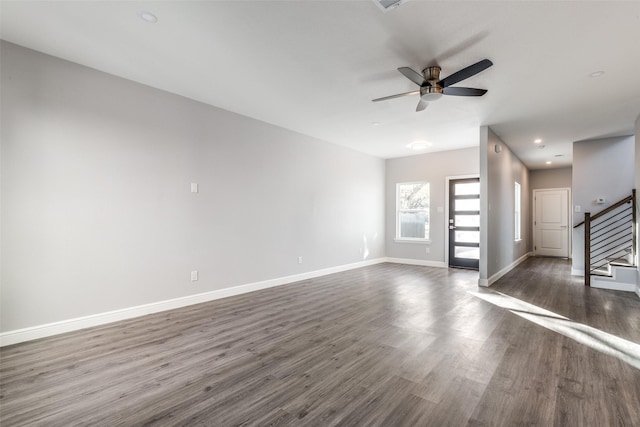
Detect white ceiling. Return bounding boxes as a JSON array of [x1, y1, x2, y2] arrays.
[[2, 1, 640, 168]]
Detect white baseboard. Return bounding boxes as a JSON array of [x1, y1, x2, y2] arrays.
[[478, 252, 532, 287], [591, 279, 636, 293], [384, 257, 447, 268], [571, 268, 585, 277], [0, 258, 386, 347]]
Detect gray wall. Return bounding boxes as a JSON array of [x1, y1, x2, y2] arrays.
[[530, 167, 572, 190], [0, 42, 386, 332], [385, 147, 479, 263], [479, 127, 531, 285], [571, 136, 634, 274]]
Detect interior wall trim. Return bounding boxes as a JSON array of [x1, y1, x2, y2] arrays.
[[571, 268, 585, 276], [385, 257, 447, 269], [478, 252, 532, 287], [0, 258, 387, 347], [590, 279, 636, 293]]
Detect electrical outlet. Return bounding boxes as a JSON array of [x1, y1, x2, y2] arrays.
[[425, 247, 430, 254], [298, 256, 303, 264], [191, 270, 198, 281]]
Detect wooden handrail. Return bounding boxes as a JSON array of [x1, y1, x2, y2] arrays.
[[573, 194, 634, 228]]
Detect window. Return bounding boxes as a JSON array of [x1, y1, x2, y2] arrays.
[[396, 182, 430, 241], [515, 182, 521, 241]]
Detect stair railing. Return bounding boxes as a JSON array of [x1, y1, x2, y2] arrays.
[[574, 189, 636, 286]]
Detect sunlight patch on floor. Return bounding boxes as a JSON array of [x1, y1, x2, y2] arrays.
[[469, 290, 640, 370]]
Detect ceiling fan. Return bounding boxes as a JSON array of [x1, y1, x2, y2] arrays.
[[372, 59, 493, 112]]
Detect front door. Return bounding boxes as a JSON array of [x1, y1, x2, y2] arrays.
[[534, 188, 570, 257], [449, 178, 480, 269]]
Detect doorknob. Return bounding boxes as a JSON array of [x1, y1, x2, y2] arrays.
[[449, 225, 456, 230]]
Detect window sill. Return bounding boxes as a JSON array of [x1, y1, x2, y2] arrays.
[[395, 238, 431, 244]]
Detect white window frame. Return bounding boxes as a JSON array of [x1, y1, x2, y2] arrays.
[[515, 181, 522, 241], [395, 181, 430, 243]]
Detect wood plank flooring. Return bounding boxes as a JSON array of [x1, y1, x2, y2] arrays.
[[1, 258, 640, 426]]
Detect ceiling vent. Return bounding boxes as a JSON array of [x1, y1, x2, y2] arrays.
[[373, 0, 409, 12]]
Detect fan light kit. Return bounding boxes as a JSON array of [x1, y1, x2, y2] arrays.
[[372, 59, 493, 112]]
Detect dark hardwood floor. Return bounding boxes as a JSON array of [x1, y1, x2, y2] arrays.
[[1, 258, 639, 426]]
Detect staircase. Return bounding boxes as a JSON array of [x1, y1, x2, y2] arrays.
[[574, 189, 637, 291], [590, 249, 637, 292]]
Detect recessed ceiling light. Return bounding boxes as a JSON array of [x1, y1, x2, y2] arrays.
[[407, 140, 431, 150], [138, 11, 158, 23], [546, 161, 552, 165], [372, 122, 381, 126], [590, 71, 605, 78], [534, 139, 542, 144]]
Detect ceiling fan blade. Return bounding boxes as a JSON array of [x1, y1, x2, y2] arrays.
[[398, 67, 428, 87], [442, 87, 488, 96], [372, 90, 420, 102], [438, 59, 493, 88], [416, 98, 429, 112]]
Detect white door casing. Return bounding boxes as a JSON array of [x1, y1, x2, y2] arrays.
[[534, 188, 570, 257]]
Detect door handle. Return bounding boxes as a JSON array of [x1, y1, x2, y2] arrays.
[[449, 225, 456, 230]]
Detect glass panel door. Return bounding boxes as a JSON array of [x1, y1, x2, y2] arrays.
[[449, 178, 480, 269]]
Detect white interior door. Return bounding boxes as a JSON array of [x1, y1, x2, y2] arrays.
[[534, 188, 570, 257]]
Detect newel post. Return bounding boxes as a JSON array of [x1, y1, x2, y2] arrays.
[[584, 212, 591, 287], [632, 189, 637, 265]]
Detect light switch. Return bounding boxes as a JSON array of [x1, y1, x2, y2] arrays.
[[191, 183, 198, 193], [575, 205, 581, 212]]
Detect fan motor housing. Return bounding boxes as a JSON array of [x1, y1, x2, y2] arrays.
[[422, 66, 441, 83]]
